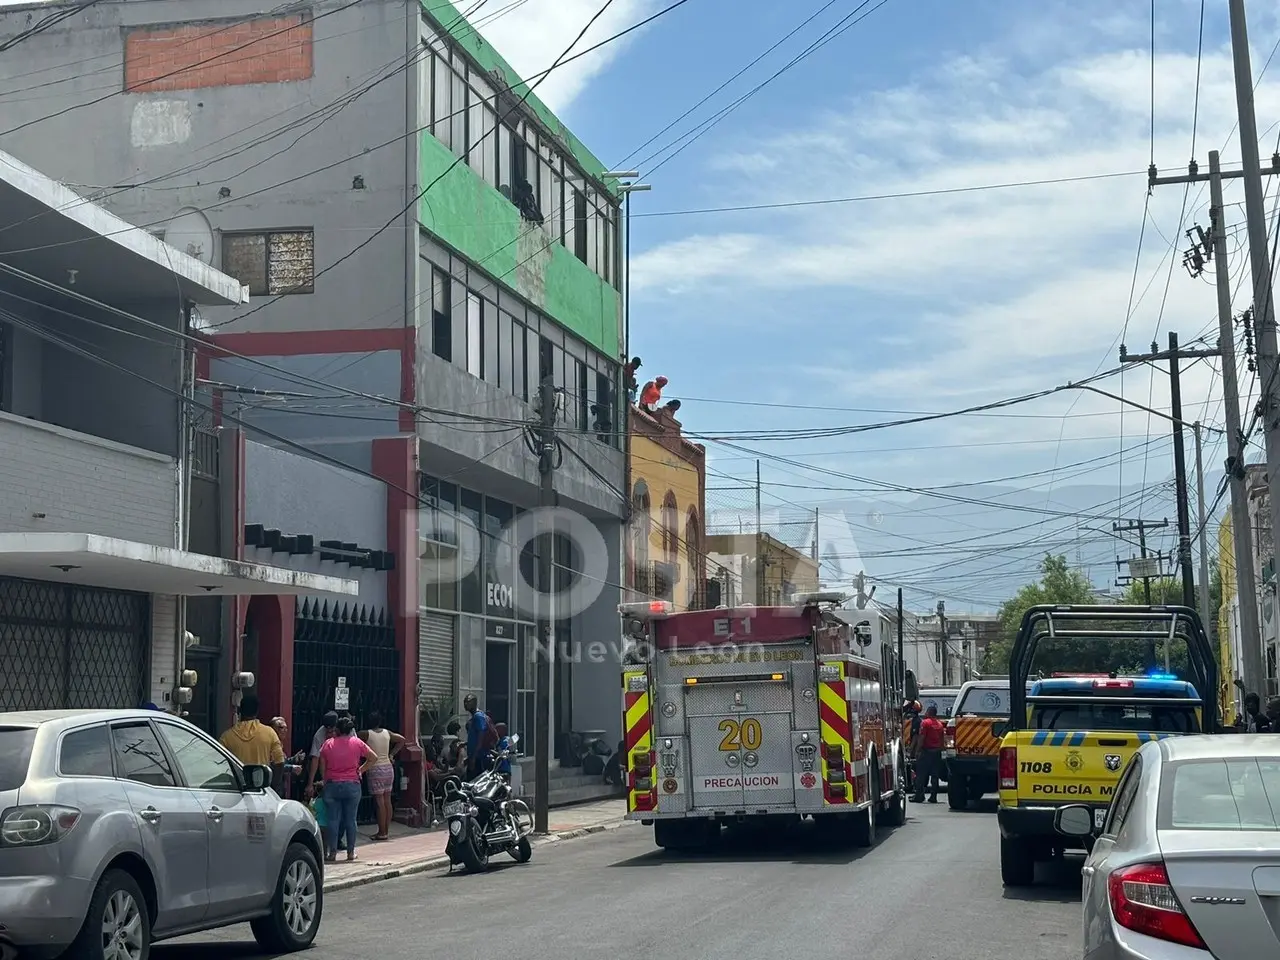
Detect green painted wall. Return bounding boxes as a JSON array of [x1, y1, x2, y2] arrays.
[[421, 0, 620, 189], [417, 3, 623, 359]]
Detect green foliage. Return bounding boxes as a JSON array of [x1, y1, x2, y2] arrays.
[[981, 556, 1214, 678]]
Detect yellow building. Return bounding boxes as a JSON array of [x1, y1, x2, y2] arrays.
[[627, 406, 707, 611]]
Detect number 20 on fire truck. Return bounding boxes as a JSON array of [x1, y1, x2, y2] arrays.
[[618, 595, 910, 852]]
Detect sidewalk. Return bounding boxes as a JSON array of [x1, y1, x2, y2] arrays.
[[322, 798, 629, 892]]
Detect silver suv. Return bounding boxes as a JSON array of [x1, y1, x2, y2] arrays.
[[0, 709, 324, 959]]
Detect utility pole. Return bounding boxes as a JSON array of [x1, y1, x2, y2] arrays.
[[1230, 0, 1280, 701], [1194, 423, 1212, 627], [1210, 151, 1264, 697], [936, 600, 947, 686], [1119, 334, 1218, 611], [534, 374, 556, 835], [1148, 143, 1275, 710], [1113, 518, 1169, 604], [1168, 331, 1197, 609], [1115, 518, 1170, 667]]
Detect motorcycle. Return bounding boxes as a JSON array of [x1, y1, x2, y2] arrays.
[[443, 734, 534, 873]]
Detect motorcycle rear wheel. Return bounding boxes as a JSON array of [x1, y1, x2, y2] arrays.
[[459, 821, 490, 873]]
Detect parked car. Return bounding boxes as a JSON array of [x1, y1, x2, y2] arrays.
[[1055, 734, 1280, 958], [0, 709, 324, 959]]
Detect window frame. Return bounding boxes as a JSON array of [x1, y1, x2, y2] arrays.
[[108, 720, 180, 790], [220, 228, 315, 296], [56, 723, 116, 779], [152, 719, 243, 793]]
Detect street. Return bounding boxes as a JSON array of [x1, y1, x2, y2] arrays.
[[158, 799, 1083, 960]]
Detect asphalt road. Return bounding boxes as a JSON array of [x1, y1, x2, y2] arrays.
[[159, 797, 1083, 960]]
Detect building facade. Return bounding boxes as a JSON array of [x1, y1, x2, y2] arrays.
[[705, 532, 820, 608], [0, 148, 355, 718], [627, 405, 707, 610], [0, 0, 629, 777]]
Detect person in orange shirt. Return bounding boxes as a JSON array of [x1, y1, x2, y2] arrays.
[[639, 375, 668, 412], [910, 704, 945, 804]]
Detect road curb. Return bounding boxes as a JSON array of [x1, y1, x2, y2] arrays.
[[324, 819, 631, 893]]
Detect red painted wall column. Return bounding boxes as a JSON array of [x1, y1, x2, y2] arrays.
[[372, 436, 423, 824], [248, 594, 296, 723]]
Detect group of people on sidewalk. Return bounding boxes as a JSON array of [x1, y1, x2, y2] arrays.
[[217, 695, 405, 864], [217, 693, 516, 861]]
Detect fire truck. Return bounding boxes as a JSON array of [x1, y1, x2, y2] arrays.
[[618, 594, 908, 851]]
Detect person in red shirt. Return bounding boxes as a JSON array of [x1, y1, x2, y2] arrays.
[[910, 704, 945, 804]]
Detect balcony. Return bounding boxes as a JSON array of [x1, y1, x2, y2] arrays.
[[0, 410, 178, 547]]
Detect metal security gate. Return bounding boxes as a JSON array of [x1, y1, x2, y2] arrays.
[[418, 612, 455, 708], [292, 599, 400, 824], [0, 576, 149, 710]]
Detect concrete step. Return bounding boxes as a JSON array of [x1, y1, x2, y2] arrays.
[[548, 781, 623, 808]]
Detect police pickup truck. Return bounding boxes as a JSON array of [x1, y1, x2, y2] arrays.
[[993, 604, 1219, 887]]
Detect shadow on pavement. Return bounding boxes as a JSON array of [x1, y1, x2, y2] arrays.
[[1001, 854, 1086, 903], [154, 944, 281, 960], [609, 817, 908, 868]]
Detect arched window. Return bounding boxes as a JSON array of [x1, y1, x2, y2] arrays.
[[685, 509, 701, 610], [661, 492, 679, 562], [630, 481, 651, 595]]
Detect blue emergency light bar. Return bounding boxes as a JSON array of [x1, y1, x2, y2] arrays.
[[1030, 676, 1199, 698]]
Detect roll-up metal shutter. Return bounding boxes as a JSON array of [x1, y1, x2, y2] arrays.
[[418, 612, 455, 704]]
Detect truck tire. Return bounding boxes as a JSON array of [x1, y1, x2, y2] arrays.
[[883, 774, 908, 827], [850, 772, 877, 847], [1000, 836, 1035, 887], [947, 776, 968, 810]]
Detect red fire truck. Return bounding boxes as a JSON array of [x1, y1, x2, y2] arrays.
[[618, 594, 908, 851]]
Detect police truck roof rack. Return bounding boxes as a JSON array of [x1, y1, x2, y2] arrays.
[[1007, 605, 1219, 735]]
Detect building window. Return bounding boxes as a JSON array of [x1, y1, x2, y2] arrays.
[[419, 14, 619, 288], [575, 359, 588, 432], [685, 510, 701, 610], [221, 229, 314, 295], [483, 299, 499, 387], [631, 481, 651, 596], [661, 493, 679, 561], [465, 292, 482, 378], [431, 268, 451, 361]]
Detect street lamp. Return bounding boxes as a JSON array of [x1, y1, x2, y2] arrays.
[[603, 171, 651, 366]]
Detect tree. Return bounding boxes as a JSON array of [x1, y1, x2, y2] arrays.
[[982, 555, 1096, 674]]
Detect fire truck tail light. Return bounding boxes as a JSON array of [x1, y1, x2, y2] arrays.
[[633, 752, 653, 774], [999, 746, 1018, 790], [828, 782, 847, 798], [827, 767, 847, 784], [823, 743, 844, 761], [635, 777, 653, 792], [770, 673, 784, 681]]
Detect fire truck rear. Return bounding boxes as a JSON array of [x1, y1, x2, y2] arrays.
[[618, 594, 908, 851]]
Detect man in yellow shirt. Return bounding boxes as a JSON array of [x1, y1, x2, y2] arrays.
[[220, 695, 285, 770]]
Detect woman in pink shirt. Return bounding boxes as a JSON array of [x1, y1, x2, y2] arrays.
[[319, 716, 377, 862]]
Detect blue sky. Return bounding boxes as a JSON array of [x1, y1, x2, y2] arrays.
[[476, 0, 1280, 609]]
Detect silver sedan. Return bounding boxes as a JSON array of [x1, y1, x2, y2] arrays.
[[0, 709, 324, 960], [1054, 734, 1280, 959]]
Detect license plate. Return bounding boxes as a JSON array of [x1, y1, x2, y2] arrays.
[[443, 801, 466, 818], [1094, 808, 1107, 830]]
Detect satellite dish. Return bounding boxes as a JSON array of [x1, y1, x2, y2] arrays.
[[159, 207, 214, 264]]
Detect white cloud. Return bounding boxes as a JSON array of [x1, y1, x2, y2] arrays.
[[469, 0, 656, 115], [630, 4, 1275, 443]]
